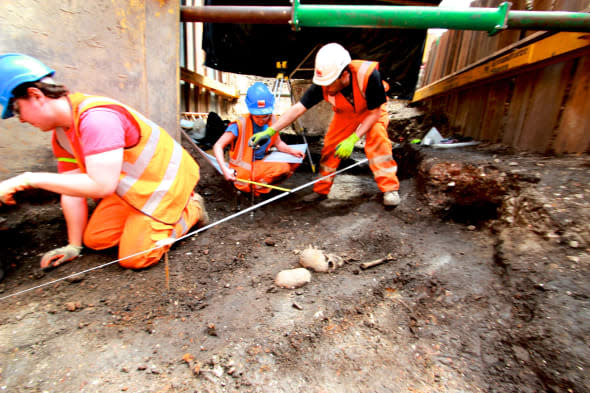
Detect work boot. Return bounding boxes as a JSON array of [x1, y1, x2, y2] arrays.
[[383, 191, 400, 206], [192, 193, 210, 227], [302, 192, 328, 203]]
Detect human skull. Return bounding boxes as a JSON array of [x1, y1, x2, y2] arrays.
[[300, 247, 343, 272], [275, 268, 312, 289]]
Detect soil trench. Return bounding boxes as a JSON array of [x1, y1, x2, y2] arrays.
[[0, 124, 588, 392]]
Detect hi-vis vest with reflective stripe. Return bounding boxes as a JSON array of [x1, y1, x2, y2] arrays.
[[228, 114, 278, 172], [63, 93, 199, 225], [322, 60, 379, 113]]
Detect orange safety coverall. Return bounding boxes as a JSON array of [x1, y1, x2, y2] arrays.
[[229, 114, 300, 196], [56, 93, 204, 269], [314, 60, 399, 195]]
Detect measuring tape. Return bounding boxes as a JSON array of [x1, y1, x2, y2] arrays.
[[0, 158, 368, 301]]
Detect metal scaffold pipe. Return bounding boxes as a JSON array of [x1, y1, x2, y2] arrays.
[[181, 5, 291, 25], [506, 10, 590, 31], [181, 1, 590, 35]]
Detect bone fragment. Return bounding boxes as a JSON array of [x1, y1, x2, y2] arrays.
[[360, 253, 396, 270]]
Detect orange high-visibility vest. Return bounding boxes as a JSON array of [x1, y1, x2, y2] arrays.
[[61, 93, 199, 225], [228, 114, 278, 178], [322, 60, 382, 113], [51, 127, 78, 173]]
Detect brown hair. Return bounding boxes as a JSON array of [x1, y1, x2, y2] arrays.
[[11, 80, 68, 100]]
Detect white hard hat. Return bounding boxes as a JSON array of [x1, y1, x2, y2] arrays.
[[312, 43, 351, 86]]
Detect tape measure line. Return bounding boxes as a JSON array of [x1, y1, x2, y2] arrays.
[[0, 158, 368, 301]]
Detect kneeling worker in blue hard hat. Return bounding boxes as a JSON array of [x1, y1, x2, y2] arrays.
[[249, 43, 401, 206], [0, 53, 208, 271], [213, 82, 304, 196]]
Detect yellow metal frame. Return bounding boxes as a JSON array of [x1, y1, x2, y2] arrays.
[[413, 32, 590, 102]]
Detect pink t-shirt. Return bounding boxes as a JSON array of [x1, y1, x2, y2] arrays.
[[78, 107, 140, 156]]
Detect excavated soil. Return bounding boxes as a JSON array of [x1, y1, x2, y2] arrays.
[[0, 103, 589, 393]]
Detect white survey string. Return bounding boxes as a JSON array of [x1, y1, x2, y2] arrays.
[[0, 158, 368, 301]]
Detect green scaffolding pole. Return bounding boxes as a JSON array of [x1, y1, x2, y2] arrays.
[[290, 1, 590, 35]]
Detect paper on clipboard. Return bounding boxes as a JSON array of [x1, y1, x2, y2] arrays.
[[262, 144, 307, 164]]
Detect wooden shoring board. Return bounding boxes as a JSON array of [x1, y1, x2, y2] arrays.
[[435, 33, 450, 81], [422, 40, 438, 86], [425, 40, 439, 85], [450, 88, 477, 134], [445, 30, 461, 76], [553, 54, 590, 153], [496, 29, 522, 52], [503, 71, 536, 147], [446, 91, 460, 129], [463, 85, 490, 140], [449, 30, 463, 74], [517, 60, 573, 152], [468, 31, 486, 65], [533, 0, 554, 10], [427, 39, 439, 85], [180, 67, 239, 100], [554, 0, 590, 11], [456, 30, 472, 71], [413, 32, 590, 103], [433, 94, 449, 115], [480, 79, 512, 143], [430, 95, 441, 112]]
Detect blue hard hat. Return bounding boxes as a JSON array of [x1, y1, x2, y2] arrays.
[[0, 53, 55, 119], [245, 82, 274, 115]]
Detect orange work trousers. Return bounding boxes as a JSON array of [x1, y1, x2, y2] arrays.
[[234, 161, 299, 196], [313, 105, 399, 195], [83, 193, 204, 269]]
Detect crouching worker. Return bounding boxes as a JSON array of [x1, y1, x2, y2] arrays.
[[213, 82, 303, 196], [0, 53, 208, 271], [249, 43, 401, 206]]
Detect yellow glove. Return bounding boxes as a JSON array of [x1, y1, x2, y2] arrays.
[[0, 172, 33, 205], [335, 133, 360, 159], [40, 244, 83, 270], [248, 127, 276, 148]]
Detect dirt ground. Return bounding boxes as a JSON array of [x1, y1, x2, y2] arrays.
[[0, 102, 589, 393]]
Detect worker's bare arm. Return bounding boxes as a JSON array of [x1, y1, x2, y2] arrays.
[[213, 132, 237, 181], [353, 108, 380, 139], [60, 194, 87, 247], [26, 148, 124, 199], [274, 138, 305, 158]]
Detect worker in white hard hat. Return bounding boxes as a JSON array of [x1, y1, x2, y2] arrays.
[[213, 82, 303, 196], [0, 53, 208, 271], [249, 43, 400, 206]]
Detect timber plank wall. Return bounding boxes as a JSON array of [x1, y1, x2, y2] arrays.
[[413, 0, 590, 154]]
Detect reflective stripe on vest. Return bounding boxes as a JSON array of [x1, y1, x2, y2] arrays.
[[57, 157, 77, 163], [77, 97, 183, 216], [356, 61, 373, 99]]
